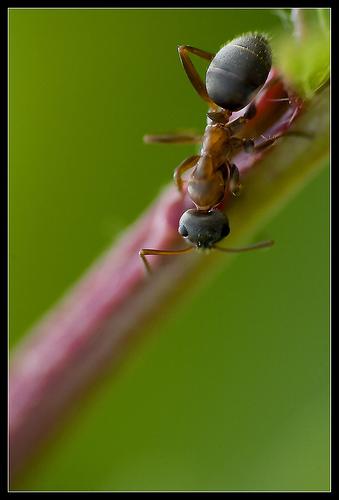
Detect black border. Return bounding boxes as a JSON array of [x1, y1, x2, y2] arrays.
[[3, 1, 333, 495]]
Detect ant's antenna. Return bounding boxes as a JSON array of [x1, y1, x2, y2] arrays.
[[214, 240, 274, 253], [140, 240, 274, 274], [139, 246, 194, 274]]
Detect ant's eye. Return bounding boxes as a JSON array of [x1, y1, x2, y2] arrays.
[[178, 224, 188, 237]]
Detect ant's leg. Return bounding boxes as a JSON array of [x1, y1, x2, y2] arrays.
[[178, 45, 217, 109], [144, 133, 202, 145], [139, 246, 194, 274], [227, 136, 256, 155], [229, 164, 242, 196], [173, 155, 200, 193], [228, 130, 312, 159], [227, 102, 257, 135], [254, 136, 277, 152], [254, 130, 313, 153], [219, 163, 242, 197]]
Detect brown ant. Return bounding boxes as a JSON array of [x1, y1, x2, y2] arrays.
[[140, 34, 282, 274]]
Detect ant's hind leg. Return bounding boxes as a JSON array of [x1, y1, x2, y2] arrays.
[[143, 133, 202, 145], [178, 45, 217, 109], [173, 154, 200, 193]]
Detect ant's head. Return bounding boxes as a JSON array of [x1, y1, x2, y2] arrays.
[[178, 209, 230, 249]]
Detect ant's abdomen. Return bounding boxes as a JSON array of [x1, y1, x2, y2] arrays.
[[206, 33, 272, 111]]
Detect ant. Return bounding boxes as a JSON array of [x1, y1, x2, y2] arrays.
[[140, 34, 285, 274]]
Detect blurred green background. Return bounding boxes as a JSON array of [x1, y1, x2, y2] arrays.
[[9, 9, 329, 491]]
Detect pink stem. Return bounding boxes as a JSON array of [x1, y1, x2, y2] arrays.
[[9, 184, 196, 479], [9, 71, 302, 481]]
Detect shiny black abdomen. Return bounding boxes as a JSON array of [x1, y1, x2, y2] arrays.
[[206, 34, 272, 111]]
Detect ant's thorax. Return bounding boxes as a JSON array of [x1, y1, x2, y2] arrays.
[[200, 123, 231, 170], [188, 120, 231, 210], [198, 107, 244, 174]]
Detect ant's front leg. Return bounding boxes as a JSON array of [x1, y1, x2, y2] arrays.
[[178, 45, 217, 109], [173, 155, 200, 193]]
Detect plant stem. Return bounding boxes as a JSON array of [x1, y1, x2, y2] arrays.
[[9, 78, 329, 484]]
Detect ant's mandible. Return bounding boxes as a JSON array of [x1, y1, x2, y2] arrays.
[[140, 34, 277, 274]]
